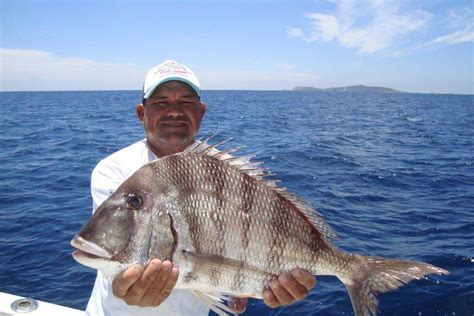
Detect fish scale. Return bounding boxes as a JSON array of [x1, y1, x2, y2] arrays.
[[71, 138, 449, 316]]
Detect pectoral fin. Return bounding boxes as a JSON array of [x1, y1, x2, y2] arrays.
[[181, 249, 270, 280]]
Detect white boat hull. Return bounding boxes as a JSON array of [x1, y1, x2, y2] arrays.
[[0, 292, 83, 315]]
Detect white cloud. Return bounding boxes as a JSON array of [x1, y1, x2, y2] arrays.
[[447, 7, 473, 29], [305, 13, 339, 41], [0, 49, 146, 91], [392, 27, 474, 57], [291, 0, 438, 54], [287, 27, 304, 38], [0, 49, 319, 91], [431, 27, 474, 45], [391, 7, 474, 57], [198, 69, 319, 90]]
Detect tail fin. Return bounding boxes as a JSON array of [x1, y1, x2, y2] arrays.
[[344, 254, 448, 316]]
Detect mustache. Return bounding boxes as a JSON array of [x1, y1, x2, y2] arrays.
[[159, 115, 190, 124]]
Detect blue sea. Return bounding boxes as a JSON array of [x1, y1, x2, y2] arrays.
[[0, 90, 473, 315]]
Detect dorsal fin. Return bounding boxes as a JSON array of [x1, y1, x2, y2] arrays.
[[183, 137, 337, 239]]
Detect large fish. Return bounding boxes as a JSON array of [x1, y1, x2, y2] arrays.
[[71, 139, 448, 316]]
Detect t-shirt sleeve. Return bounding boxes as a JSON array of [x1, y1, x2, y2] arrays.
[[90, 161, 126, 213]]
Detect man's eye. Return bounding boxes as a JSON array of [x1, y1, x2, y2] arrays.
[[148, 101, 167, 108], [126, 194, 143, 210]]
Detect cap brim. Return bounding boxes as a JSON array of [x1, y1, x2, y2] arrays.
[[144, 77, 201, 99]]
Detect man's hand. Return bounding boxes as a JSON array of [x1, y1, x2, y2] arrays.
[[112, 259, 179, 307], [263, 268, 316, 308]]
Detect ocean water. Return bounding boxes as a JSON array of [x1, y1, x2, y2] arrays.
[[0, 90, 473, 315]]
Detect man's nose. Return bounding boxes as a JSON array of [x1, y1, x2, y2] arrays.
[[165, 103, 184, 116]]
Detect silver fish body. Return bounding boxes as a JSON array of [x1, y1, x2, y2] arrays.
[[72, 140, 448, 316]]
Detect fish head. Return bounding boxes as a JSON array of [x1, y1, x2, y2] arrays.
[[71, 165, 169, 277]]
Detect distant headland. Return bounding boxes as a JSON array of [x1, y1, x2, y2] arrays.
[[292, 85, 401, 93]]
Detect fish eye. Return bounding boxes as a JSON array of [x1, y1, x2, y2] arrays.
[[126, 194, 143, 210]]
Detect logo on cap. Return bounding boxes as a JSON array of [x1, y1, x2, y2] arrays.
[[154, 61, 191, 77]]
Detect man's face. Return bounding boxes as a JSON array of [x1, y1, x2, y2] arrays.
[[136, 81, 205, 156]]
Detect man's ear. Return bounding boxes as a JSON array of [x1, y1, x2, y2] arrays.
[[193, 102, 206, 132], [198, 102, 206, 120], [136, 104, 145, 123]]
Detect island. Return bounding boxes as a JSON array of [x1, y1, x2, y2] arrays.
[[292, 85, 401, 93]]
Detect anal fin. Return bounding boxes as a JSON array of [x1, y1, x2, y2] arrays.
[[191, 290, 234, 316]]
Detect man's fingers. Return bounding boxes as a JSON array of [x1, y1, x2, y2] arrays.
[[278, 272, 308, 301], [263, 289, 280, 308], [263, 270, 316, 309], [111, 260, 179, 308], [228, 296, 248, 314], [290, 268, 316, 291], [138, 260, 163, 293], [123, 260, 163, 305], [269, 278, 293, 306], [140, 261, 173, 306], [151, 265, 179, 306], [112, 264, 144, 298], [135, 260, 171, 306]]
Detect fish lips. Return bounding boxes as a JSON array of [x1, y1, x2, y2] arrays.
[[71, 235, 125, 277], [71, 234, 112, 260]]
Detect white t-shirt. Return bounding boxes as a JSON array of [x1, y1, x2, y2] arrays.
[[86, 139, 210, 316]]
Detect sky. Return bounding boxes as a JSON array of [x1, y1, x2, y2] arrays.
[[1, 0, 473, 94]]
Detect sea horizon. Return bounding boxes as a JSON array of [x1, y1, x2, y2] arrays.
[[1, 89, 473, 96]]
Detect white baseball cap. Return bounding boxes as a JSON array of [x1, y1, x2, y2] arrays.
[[143, 60, 201, 99]]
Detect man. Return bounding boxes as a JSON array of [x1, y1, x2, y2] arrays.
[[86, 60, 316, 315]]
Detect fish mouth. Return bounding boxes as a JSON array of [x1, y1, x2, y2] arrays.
[[71, 234, 112, 259]]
